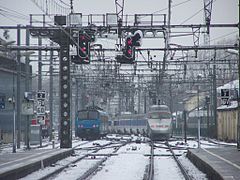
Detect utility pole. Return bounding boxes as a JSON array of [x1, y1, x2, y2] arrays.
[[237, 0, 240, 150], [138, 75, 141, 113], [49, 43, 53, 141], [38, 37, 42, 147], [206, 96, 210, 141], [183, 110, 187, 143], [25, 28, 30, 149], [75, 79, 79, 116], [213, 50, 218, 139], [197, 82, 201, 148], [169, 76, 173, 114], [38, 37, 42, 90], [12, 58, 16, 153], [17, 25, 21, 149], [144, 89, 147, 113]]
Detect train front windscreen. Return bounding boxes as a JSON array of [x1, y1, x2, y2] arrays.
[[148, 112, 171, 119], [78, 110, 99, 120]]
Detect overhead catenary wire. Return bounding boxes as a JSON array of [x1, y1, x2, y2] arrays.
[[179, 0, 217, 25]]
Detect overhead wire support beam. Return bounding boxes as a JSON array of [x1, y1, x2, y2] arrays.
[[7, 45, 60, 51], [192, 26, 201, 57], [0, 23, 238, 30], [4, 45, 238, 55], [204, 0, 213, 34], [115, 0, 125, 50], [90, 45, 238, 52], [115, 0, 124, 22]]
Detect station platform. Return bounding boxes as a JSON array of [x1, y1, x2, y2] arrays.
[[0, 148, 73, 180], [187, 147, 240, 180]]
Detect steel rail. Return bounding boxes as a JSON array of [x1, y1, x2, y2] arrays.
[[166, 141, 192, 180], [143, 141, 154, 180], [76, 141, 128, 180], [37, 141, 112, 180]]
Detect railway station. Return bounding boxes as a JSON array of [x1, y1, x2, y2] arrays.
[[0, 0, 239, 179]]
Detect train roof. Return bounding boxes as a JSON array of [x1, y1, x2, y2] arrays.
[[78, 107, 108, 116], [149, 105, 170, 112], [115, 113, 146, 120]]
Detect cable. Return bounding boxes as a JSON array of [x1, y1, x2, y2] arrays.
[[58, 0, 71, 7], [130, 0, 192, 23], [179, 0, 216, 25], [179, 8, 203, 25], [0, 12, 19, 24], [152, 0, 192, 14], [0, 5, 29, 19], [210, 31, 238, 42]]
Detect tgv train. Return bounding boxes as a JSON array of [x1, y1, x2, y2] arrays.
[[147, 105, 173, 140], [75, 106, 109, 140], [110, 105, 173, 140]]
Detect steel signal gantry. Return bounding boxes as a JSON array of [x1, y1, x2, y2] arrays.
[[29, 26, 72, 148]]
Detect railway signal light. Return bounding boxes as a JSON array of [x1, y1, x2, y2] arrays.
[[125, 37, 133, 57], [118, 31, 142, 64], [79, 33, 90, 59], [123, 36, 135, 63], [72, 33, 91, 64], [132, 30, 143, 47]]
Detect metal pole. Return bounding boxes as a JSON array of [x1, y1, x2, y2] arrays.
[[118, 91, 121, 115], [138, 75, 141, 113], [237, 0, 240, 150], [183, 110, 187, 143], [38, 37, 42, 147], [197, 84, 201, 148], [17, 25, 21, 149], [207, 98, 210, 141], [13, 101, 16, 153], [213, 50, 218, 139], [169, 76, 173, 114], [12, 75, 16, 153], [144, 89, 147, 113], [38, 37, 42, 90], [49, 43, 53, 141], [74, 79, 79, 138], [25, 28, 30, 149]]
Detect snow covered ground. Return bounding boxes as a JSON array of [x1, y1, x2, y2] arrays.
[[1, 135, 237, 180], [91, 143, 150, 180]]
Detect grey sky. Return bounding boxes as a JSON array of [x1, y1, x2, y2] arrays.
[[0, 0, 238, 55]]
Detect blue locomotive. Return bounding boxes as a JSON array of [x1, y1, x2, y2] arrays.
[[75, 106, 109, 140]]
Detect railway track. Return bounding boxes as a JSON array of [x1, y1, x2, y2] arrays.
[[144, 140, 193, 180], [32, 141, 127, 180], [78, 141, 127, 180], [166, 141, 193, 180], [143, 142, 154, 180]]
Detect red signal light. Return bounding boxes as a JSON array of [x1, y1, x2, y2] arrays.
[[81, 47, 86, 52], [127, 38, 132, 45], [127, 49, 132, 55], [80, 35, 85, 40]]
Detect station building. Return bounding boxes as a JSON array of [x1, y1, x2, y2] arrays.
[[0, 53, 32, 143]]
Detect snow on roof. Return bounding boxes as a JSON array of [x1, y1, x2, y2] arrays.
[[217, 100, 238, 110], [188, 109, 208, 117], [217, 80, 239, 92]]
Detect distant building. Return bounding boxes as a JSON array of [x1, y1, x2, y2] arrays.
[[217, 79, 239, 142], [0, 54, 32, 143]]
